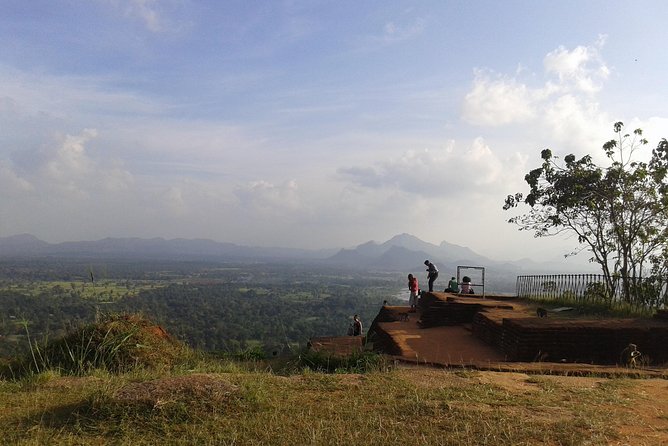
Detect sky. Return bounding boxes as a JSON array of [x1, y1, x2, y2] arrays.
[[1, 0, 667, 263]]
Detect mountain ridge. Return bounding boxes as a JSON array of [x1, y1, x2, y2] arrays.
[[0, 233, 593, 275]]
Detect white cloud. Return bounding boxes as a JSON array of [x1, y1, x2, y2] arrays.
[[381, 18, 425, 43], [462, 39, 616, 154], [351, 16, 426, 53], [44, 129, 97, 184], [543, 38, 609, 93], [339, 138, 522, 199], [234, 179, 302, 214], [104, 0, 188, 33], [0, 66, 273, 183], [463, 39, 610, 126], [0, 162, 33, 196], [128, 0, 162, 32], [462, 71, 537, 126], [3, 129, 134, 201], [542, 94, 609, 154]]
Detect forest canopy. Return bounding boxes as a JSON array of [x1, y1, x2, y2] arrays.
[[0, 261, 402, 357]]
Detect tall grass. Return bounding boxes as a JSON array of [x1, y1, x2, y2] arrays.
[[284, 349, 391, 374], [2, 313, 189, 378]]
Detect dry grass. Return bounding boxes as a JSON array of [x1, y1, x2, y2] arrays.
[[2, 364, 667, 445], [3, 314, 191, 378], [2, 313, 665, 445]]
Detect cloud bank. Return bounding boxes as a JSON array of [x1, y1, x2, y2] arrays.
[[1, 3, 666, 263]]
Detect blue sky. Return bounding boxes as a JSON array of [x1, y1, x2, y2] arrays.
[[1, 0, 667, 262]]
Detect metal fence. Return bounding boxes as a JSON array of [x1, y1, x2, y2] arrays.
[[516, 274, 668, 311]]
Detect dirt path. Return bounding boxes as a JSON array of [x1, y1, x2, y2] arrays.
[[377, 320, 506, 365]]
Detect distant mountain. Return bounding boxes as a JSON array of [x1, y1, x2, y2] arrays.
[[327, 232, 491, 270], [0, 234, 336, 261], [324, 233, 598, 295], [0, 233, 594, 280], [0, 233, 51, 255], [0, 232, 598, 294], [377, 245, 433, 271]]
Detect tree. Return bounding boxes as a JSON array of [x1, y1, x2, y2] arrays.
[[504, 122, 668, 306]]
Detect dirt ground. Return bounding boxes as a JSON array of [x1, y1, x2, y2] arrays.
[[378, 320, 507, 364], [305, 297, 668, 444], [376, 298, 668, 376], [375, 299, 517, 366], [614, 378, 668, 445], [399, 367, 668, 445], [376, 299, 668, 444]]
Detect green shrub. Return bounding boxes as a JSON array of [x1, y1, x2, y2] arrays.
[[288, 350, 390, 374]]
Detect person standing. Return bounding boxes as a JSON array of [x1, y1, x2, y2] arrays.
[[424, 260, 439, 292], [352, 315, 363, 336], [407, 273, 419, 312]]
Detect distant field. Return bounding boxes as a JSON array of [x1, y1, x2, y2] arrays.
[[1, 280, 164, 301]]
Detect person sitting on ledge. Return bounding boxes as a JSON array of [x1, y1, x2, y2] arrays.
[[460, 276, 474, 294], [445, 276, 459, 293]]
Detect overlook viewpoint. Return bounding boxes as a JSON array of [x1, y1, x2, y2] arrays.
[[312, 291, 668, 376]]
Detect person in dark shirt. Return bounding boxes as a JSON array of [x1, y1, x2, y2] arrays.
[[424, 260, 439, 292], [352, 315, 363, 336]]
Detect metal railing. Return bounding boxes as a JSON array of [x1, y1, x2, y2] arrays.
[[516, 274, 668, 311]]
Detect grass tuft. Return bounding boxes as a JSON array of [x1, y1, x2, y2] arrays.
[[3, 313, 191, 378], [282, 349, 391, 374]]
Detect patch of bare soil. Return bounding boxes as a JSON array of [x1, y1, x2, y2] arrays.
[[607, 379, 668, 446], [398, 367, 668, 444], [527, 375, 668, 445], [378, 322, 507, 364], [308, 336, 363, 357]]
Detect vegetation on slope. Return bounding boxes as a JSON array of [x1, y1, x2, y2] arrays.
[[2, 364, 665, 445], [2, 314, 190, 378], [1, 313, 667, 445], [0, 262, 403, 357]]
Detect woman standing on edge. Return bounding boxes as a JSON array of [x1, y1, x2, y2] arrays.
[[408, 273, 419, 312], [352, 315, 363, 336]]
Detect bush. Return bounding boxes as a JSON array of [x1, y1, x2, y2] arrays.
[[8, 313, 189, 377], [289, 350, 390, 374]]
